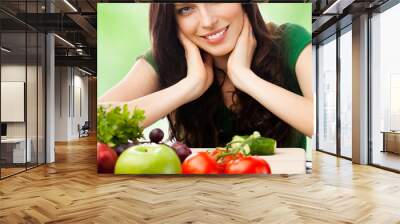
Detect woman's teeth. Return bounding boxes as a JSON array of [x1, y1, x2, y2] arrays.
[[205, 28, 226, 40]]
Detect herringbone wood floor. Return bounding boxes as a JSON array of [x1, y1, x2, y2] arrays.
[[1, 135, 399, 224]]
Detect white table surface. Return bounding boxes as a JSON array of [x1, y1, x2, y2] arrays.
[[190, 148, 306, 175], [1, 138, 26, 143], [1, 137, 32, 163]]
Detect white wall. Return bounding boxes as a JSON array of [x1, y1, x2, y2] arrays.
[[1, 65, 38, 138], [55, 67, 69, 141], [54, 67, 89, 141]]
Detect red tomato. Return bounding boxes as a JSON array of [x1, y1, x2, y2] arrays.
[[209, 148, 248, 173], [209, 148, 225, 159], [225, 156, 271, 174], [182, 152, 220, 174]]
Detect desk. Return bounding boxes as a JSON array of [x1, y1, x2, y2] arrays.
[[1, 138, 31, 163]]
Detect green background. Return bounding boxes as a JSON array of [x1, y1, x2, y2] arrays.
[[97, 3, 311, 96]]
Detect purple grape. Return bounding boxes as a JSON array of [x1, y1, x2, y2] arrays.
[[114, 142, 135, 156], [149, 128, 164, 143], [171, 142, 192, 162]]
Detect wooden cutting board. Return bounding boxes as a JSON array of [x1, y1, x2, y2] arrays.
[[190, 148, 306, 174]]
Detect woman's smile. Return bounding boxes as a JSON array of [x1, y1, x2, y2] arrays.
[[175, 3, 244, 56], [201, 25, 229, 44]]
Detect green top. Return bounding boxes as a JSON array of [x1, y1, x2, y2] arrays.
[[138, 23, 311, 150]]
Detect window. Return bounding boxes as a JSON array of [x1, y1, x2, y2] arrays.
[[370, 2, 400, 171], [317, 36, 337, 154], [339, 28, 352, 158]]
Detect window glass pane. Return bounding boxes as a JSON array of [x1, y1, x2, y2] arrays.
[[27, 30, 38, 169], [371, 3, 400, 171], [318, 37, 337, 154], [340, 29, 352, 158]]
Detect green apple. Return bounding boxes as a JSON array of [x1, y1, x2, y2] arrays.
[[114, 144, 182, 174]]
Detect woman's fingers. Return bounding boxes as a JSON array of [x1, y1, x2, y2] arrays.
[[245, 15, 256, 48], [204, 54, 214, 86], [178, 30, 213, 94], [236, 13, 250, 47], [239, 14, 256, 51], [178, 31, 196, 53], [244, 14, 254, 43], [204, 54, 213, 74]]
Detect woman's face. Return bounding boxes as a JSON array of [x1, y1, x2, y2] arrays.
[[174, 3, 244, 57]]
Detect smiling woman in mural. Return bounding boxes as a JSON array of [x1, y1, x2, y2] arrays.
[[99, 3, 313, 149]]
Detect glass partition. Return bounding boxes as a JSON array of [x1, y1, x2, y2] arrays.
[[27, 30, 38, 169], [1, 30, 28, 177], [0, 1, 46, 179]]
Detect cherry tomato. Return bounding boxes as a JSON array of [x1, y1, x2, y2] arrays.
[[225, 156, 271, 174], [182, 152, 220, 174]]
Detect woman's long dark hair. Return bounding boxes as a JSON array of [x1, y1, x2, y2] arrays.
[[149, 3, 291, 147]]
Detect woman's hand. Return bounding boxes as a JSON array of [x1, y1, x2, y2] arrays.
[[178, 31, 214, 101], [227, 14, 257, 89]]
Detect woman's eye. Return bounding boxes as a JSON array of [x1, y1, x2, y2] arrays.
[[177, 7, 192, 15]]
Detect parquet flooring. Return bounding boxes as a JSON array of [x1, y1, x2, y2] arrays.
[[0, 135, 399, 224], [1, 167, 25, 177]]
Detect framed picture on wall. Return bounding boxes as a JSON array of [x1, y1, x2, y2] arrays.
[[97, 3, 313, 175]]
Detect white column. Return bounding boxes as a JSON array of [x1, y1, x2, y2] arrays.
[[46, 32, 55, 163], [352, 14, 369, 164]]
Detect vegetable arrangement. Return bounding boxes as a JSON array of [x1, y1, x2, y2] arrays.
[[97, 105, 276, 174], [97, 105, 146, 173]]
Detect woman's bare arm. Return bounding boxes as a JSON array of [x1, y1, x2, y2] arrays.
[[232, 44, 314, 137], [98, 58, 161, 103], [98, 56, 212, 128]]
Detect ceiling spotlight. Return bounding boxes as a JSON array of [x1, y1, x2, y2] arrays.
[[322, 0, 355, 15], [78, 67, 93, 76], [1, 47, 11, 53], [54, 34, 75, 48], [63, 0, 78, 12]]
